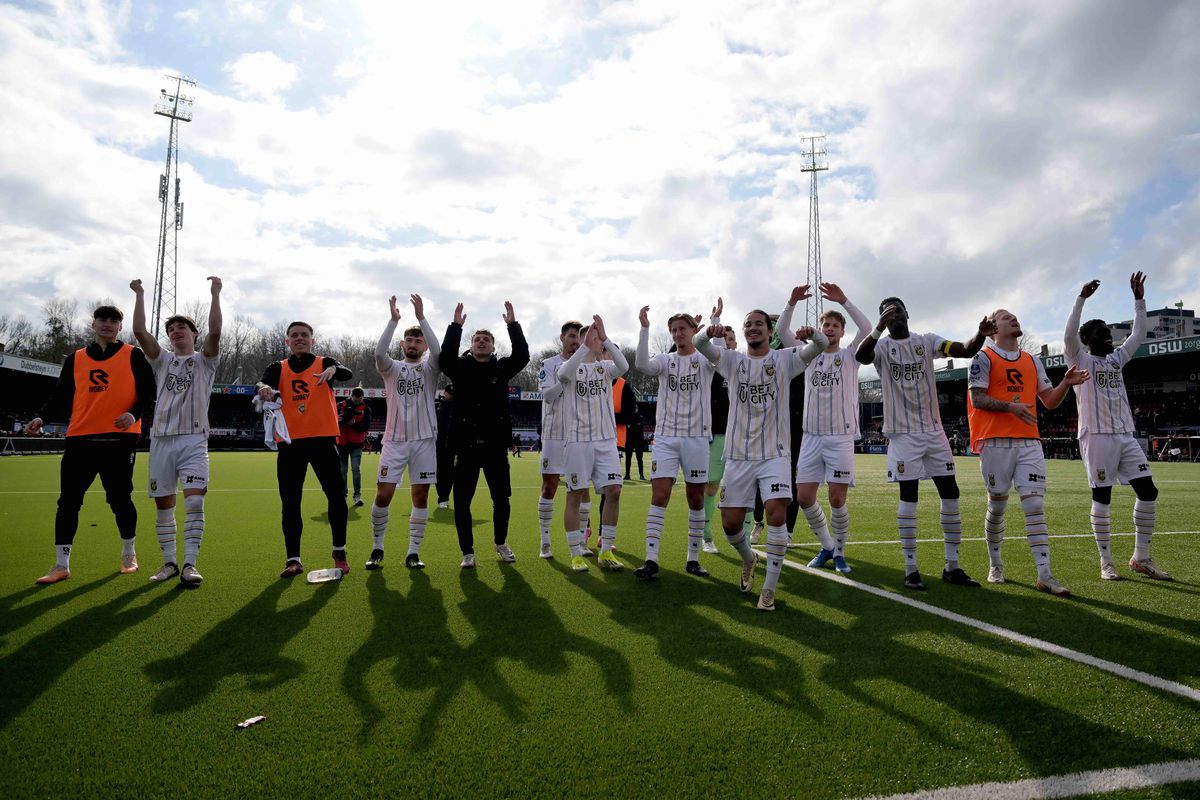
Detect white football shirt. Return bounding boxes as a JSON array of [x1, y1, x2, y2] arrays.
[[150, 350, 218, 437]]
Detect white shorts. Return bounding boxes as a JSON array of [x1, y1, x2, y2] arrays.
[[650, 435, 710, 483], [148, 434, 209, 497], [886, 431, 956, 482], [540, 439, 566, 475], [979, 440, 1046, 497], [377, 438, 437, 485], [719, 457, 793, 508], [563, 440, 623, 492], [795, 434, 856, 487], [1080, 433, 1151, 488]]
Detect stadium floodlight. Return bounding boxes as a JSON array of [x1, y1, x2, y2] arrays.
[[151, 73, 197, 334], [800, 135, 829, 329]]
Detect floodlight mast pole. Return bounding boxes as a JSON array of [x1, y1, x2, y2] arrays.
[[152, 73, 196, 334], [800, 135, 829, 329]]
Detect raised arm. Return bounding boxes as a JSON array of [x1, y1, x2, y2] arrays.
[[695, 325, 723, 364], [776, 285, 810, 348], [376, 295, 400, 374], [556, 338, 589, 386], [820, 283, 873, 349], [412, 294, 441, 362], [635, 306, 662, 374], [203, 276, 222, 357], [603, 338, 629, 377], [1064, 280, 1097, 363], [438, 303, 465, 378], [1120, 271, 1148, 363], [791, 327, 829, 369], [129, 279, 161, 360], [497, 301, 531, 380], [945, 315, 998, 359]]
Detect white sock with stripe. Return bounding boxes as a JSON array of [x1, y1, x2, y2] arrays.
[[803, 503, 835, 551], [725, 528, 754, 564], [56, 544, 72, 570], [1021, 494, 1051, 580], [538, 497, 554, 549], [408, 506, 428, 557], [1090, 500, 1112, 565], [1133, 499, 1155, 561], [830, 504, 849, 558], [940, 498, 962, 570], [644, 504, 665, 562], [985, 498, 1007, 568], [371, 504, 389, 551], [763, 525, 790, 592], [600, 524, 617, 553], [156, 507, 177, 565], [687, 508, 705, 561], [897, 500, 918, 570], [567, 528, 586, 557], [183, 494, 204, 566]]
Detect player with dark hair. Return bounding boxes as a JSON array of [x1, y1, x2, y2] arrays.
[[257, 320, 354, 578], [1066, 272, 1170, 580], [28, 304, 156, 583], [337, 386, 372, 507], [438, 301, 530, 567], [856, 297, 994, 591], [131, 276, 222, 586]]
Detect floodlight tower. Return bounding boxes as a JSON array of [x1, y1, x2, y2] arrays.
[[800, 135, 829, 328], [152, 74, 196, 333]]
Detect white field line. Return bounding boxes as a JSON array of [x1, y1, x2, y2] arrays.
[[767, 552, 1200, 705], [861, 758, 1200, 800]]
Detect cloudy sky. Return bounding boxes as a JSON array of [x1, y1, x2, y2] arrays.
[[1, 0, 1198, 357]]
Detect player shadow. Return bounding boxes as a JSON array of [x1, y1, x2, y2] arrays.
[[0, 574, 119, 647], [549, 556, 814, 715], [792, 571, 1195, 776], [0, 581, 179, 730], [144, 579, 338, 714]]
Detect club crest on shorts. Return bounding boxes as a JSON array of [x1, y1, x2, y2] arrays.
[[150, 479, 157, 491], [719, 486, 726, 501], [1097, 469, 1106, 482], [542, 458, 549, 469], [914, 345, 925, 356], [897, 461, 905, 475], [651, 461, 657, 472], [988, 473, 996, 487], [570, 473, 578, 485], [381, 466, 389, 477]]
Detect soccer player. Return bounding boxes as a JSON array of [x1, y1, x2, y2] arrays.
[[967, 308, 1089, 596], [439, 301, 530, 567], [1065, 272, 1170, 580], [778, 283, 872, 574], [28, 304, 157, 583], [130, 276, 222, 586], [367, 294, 441, 571], [632, 298, 722, 581], [257, 321, 354, 578], [695, 293, 828, 612], [547, 315, 629, 572], [855, 298, 994, 591], [535, 321, 591, 559], [702, 326, 737, 553]]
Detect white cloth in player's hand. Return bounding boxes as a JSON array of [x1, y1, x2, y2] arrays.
[[252, 395, 290, 450]]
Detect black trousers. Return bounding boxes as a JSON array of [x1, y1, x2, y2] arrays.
[[276, 437, 347, 559], [452, 442, 511, 554], [435, 441, 455, 504], [624, 447, 644, 479], [55, 437, 138, 545]]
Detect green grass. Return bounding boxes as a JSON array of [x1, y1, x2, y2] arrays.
[[2, 452, 1200, 798]]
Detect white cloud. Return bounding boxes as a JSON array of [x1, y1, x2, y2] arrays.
[[223, 51, 298, 102], [286, 4, 324, 31], [174, 7, 200, 24]]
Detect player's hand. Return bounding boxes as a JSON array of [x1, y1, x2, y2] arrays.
[[693, 313, 703, 327], [1007, 402, 1036, 425], [1063, 366, 1090, 386], [1080, 279, 1100, 299], [820, 282, 847, 304], [389, 295, 402, 322], [878, 304, 900, 330], [25, 417, 43, 435], [410, 293, 424, 320], [795, 326, 815, 342], [639, 305, 650, 328], [453, 303, 466, 326], [114, 412, 135, 430], [502, 301, 515, 324], [257, 385, 276, 401], [705, 324, 724, 339], [977, 315, 998, 338], [592, 314, 607, 342], [315, 366, 337, 385], [1130, 271, 1146, 300], [129, 279, 143, 295], [208, 276, 222, 295], [584, 324, 602, 352], [711, 296, 723, 319], [789, 285, 812, 306]]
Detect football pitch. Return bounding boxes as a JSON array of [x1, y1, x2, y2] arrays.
[[2, 451, 1199, 799]]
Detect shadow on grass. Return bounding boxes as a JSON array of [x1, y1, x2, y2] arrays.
[[343, 566, 633, 748], [0, 580, 179, 730], [0, 574, 119, 647], [144, 579, 338, 713], [550, 554, 814, 715], [762, 567, 1196, 782]]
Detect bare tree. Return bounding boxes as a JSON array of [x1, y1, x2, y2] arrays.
[[0, 314, 36, 355]]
